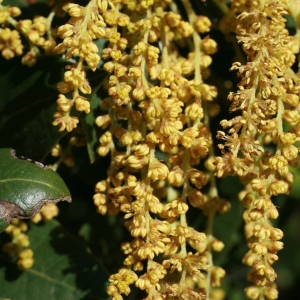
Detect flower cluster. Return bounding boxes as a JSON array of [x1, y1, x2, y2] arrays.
[[1, 202, 62, 271], [0, 27, 23, 59], [30, 203, 60, 224], [0, 0, 296, 298], [0, 0, 57, 66], [216, 1, 299, 298], [84, 0, 227, 299], [1, 219, 34, 270], [53, 1, 107, 132], [0, 1, 22, 59]]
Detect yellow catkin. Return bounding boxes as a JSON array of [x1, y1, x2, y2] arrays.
[[2, 0, 298, 299]]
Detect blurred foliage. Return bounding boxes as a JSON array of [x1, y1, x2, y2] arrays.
[[0, 0, 300, 299], [0, 219, 108, 299]]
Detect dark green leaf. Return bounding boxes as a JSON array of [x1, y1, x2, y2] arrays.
[[0, 220, 8, 236], [79, 213, 125, 274], [0, 219, 108, 300], [214, 176, 243, 265], [290, 165, 300, 200], [80, 69, 107, 164], [2, 0, 47, 8], [94, 39, 108, 69], [0, 148, 71, 232], [0, 57, 69, 161]]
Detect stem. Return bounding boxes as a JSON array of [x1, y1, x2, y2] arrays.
[[157, 7, 169, 69], [46, 11, 55, 40], [177, 148, 190, 288], [206, 211, 215, 299], [140, 9, 151, 89], [181, 0, 202, 83]]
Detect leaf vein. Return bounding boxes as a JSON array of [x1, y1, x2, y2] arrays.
[[0, 178, 63, 195], [27, 268, 79, 291]]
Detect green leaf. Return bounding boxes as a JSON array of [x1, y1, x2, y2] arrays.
[[94, 39, 108, 69], [0, 219, 108, 300], [79, 213, 125, 274], [290, 165, 300, 200], [0, 148, 71, 232], [0, 57, 69, 161], [0, 220, 8, 236], [2, 0, 47, 8], [80, 69, 107, 164], [214, 176, 244, 266]]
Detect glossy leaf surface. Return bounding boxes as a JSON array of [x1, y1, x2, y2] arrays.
[[0, 149, 71, 232]]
